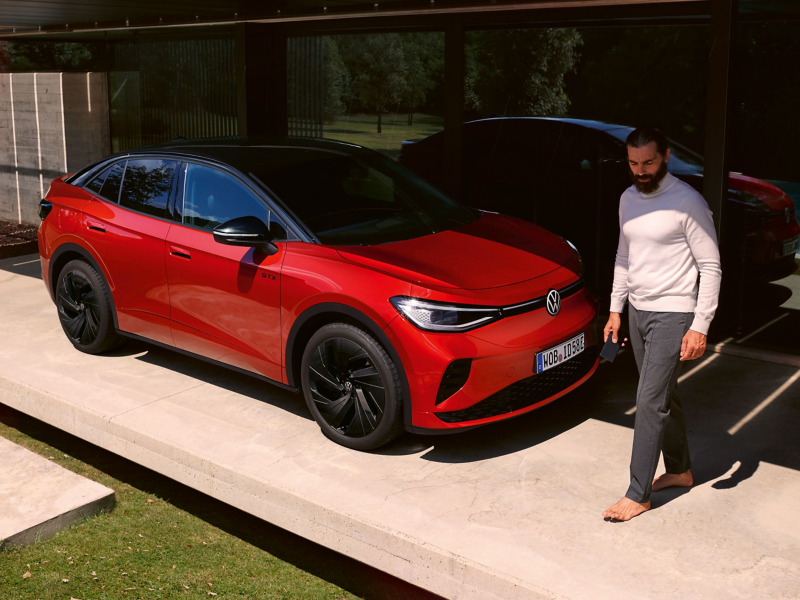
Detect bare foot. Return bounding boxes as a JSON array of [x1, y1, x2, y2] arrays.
[[602, 497, 650, 521], [651, 470, 693, 492]]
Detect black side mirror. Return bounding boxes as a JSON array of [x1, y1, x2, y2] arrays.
[[213, 216, 278, 255]]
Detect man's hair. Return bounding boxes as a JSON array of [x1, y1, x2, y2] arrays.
[[626, 127, 669, 155]]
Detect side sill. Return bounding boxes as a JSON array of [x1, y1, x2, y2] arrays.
[[116, 331, 300, 395]]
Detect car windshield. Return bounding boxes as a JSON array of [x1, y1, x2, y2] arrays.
[[252, 150, 477, 245]]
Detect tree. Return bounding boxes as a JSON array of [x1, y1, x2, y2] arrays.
[[323, 37, 350, 125], [0, 41, 101, 72], [337, 34, 407, 133], [566, 27, 708, 152], [465, 28, 582, 118], [399, 33, 443, 126]]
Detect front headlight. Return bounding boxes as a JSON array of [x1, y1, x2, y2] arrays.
[[390, 296, 502, 333]]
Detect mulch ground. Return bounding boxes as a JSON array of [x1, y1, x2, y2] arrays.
[[0, 220, 39, 260]]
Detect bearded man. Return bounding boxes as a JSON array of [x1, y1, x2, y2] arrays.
[[602, 127, 722, 521]]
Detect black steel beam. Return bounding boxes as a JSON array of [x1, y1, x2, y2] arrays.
[[443, 17, 464, 200], [702, 0, 736, 237], [235, 22, 269, 136]]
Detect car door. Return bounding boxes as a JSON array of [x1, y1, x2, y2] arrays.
[[80, 157, 178, 345], [165, 161, 288, 382]]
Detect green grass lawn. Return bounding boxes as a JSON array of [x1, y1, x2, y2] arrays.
[[0, 405, 438, 600], [322, 113, 444, 159]]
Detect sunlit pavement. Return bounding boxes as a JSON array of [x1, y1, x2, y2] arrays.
[[1, 254, 799, 600]]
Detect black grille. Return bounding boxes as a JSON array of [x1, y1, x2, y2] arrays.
[[436, 359, 472, 405], [435, 347, 598, 423]]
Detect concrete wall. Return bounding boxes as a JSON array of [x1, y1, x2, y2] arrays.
[[0, 72, 110, 226]]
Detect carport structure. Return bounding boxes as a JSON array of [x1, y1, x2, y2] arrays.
[[1, 1, 800, 598], [2, 0, 799, 337]]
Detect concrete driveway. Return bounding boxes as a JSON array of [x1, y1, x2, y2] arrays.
[[1, 253, 799, 600]]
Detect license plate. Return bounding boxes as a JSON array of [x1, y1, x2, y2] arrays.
[[783, 236, 799, 257], [535, 333, 585, 374]]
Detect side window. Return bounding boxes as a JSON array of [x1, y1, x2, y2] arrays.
[[85, 164, 111, 195], [86, 161, 125, 203], [119, 159, 177, 218], [182, 164, 288, 239]]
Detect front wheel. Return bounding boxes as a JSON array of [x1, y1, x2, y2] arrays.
[[300, 323, 404, 450]]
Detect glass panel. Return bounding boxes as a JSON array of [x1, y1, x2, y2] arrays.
[[119, 159, 177, 218], [727, 1, 800, 350], [85, 165, 112, 195], [450, 26, 709, 306], [287, 33, 445, 163], [108, 29, 236, 152], [252, 150, 476, 246], [98, 161, 126, 204], [183, 164, 267, 231]]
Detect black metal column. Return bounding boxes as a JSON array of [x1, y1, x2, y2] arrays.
[[703, 0, 737, 237], [236, 22, 269, 136], [444, 18, 464, 200]]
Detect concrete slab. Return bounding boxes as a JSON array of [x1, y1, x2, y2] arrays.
[[0, 435, 115, 549], [1, 254, 799, 599]]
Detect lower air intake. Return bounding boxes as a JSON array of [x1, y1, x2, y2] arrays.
[[435, 347, 598, 423], [435, 358, 472, 405]]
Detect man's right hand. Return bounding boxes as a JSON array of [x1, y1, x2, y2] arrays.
[[603, 313, 626, 346]]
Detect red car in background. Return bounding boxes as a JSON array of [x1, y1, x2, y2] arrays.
[[399, 117, 800, 304], [37, 137, 599, 450]]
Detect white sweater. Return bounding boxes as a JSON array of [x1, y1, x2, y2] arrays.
[[610, 173, 722, 335]]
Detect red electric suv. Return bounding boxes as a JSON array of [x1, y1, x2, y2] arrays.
[[38, 137, 600, 450]]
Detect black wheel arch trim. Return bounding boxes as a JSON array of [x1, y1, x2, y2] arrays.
[[49, 242, 119, 330], [285, 302, 413, 431]]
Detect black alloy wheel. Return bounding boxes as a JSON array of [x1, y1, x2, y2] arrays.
[[58, 270, 101, 345], [56, 260, 123, 354], [300, 323, 404, 450]]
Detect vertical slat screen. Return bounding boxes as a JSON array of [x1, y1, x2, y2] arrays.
[[110, 37, 236, 151], [288, 36, 324, 138]]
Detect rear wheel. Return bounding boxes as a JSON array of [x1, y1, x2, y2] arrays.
[[56, 260, 124, 354], [300, 323, 404, 450]]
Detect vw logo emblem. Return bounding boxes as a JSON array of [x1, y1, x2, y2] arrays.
[[546, 290, 561, 316]]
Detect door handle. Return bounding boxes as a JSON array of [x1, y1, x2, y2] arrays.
[[169, 246, 191, 260], [87, 222, 105, 233]]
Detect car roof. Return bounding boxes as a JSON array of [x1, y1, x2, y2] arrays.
[[468, 116, 634, 140], [123, 135, 375, 171]]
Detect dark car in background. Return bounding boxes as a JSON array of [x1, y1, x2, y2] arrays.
[[399, 117, 800, 306]]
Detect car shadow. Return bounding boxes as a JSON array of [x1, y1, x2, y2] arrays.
[[108, 339, 313, 422], [0, 252, 42, 279], [383, 345, 800, 517]]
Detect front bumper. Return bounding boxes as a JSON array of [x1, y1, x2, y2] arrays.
[[385, 283, 599, 431]]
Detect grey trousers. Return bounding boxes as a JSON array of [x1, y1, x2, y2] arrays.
[[625, 305, 695, 503]]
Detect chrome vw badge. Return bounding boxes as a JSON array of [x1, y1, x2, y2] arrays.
[[546, 289, 561, 316]]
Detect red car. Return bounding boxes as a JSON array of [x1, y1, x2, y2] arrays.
[[37, 137, 599, 450]]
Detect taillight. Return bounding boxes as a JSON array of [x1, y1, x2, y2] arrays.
[[38, 198, 53, 221]]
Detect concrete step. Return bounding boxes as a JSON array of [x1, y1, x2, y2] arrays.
[[0, 435, 115, 549], [1, 254, 799, 599]]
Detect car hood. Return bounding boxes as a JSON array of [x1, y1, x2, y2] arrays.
[[335, 212, 574, 290]]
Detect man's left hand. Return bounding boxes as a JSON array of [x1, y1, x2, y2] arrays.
[[680, 330, 707, 361]]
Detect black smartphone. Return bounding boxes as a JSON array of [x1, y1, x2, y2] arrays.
[[600, 333, 622, 362]]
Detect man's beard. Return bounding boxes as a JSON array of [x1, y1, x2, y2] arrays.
[[630, 160, 668, 194]]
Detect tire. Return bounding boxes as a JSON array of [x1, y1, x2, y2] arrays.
[[56, 259, 124, 354], [300, 322, 404, 450]]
